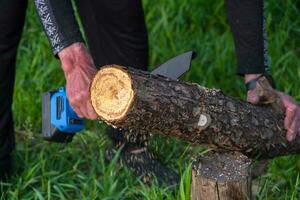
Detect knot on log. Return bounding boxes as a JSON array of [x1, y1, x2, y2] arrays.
[[197, 113, 211, 130]]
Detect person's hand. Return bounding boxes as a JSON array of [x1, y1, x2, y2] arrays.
[[58, 42, 98, 119], [246, 74, 300, 141]]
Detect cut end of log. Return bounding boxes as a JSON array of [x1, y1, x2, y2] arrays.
[[90, 65, 134, 121]]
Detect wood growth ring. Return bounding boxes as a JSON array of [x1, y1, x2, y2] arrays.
[[90, 65, 134, 121]]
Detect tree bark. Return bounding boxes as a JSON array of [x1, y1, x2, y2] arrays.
[[191, 152, 252, 200], [90, 65, 298, 159]]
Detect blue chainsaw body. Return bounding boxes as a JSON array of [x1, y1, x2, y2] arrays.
[[42, 87, 84, 142], [50, 87, 84, 133]]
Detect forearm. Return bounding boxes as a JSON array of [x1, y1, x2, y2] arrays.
[[225, 0, 269, 75], [33, 0, 83, 55]]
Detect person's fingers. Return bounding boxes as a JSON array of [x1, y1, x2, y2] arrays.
[[72, 106, 84, 118], [284, 105, 297, 129], [286, 116, 300, 141], [276, 91, 295, 108], [78, 91, 93, 119], [80, 104, 91, 118], [247, 89, 260, 104], [274, 91, 300, 141], [86, 100, 98, 119], [71, 91, 97, 119], [75, 104, 89, 119], [69, 95, 84, 118]]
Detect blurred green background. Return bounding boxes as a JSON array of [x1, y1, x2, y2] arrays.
[[1, 0, 300, 199]]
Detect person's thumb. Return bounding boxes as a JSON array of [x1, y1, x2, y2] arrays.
[[247, 89, 260, 104]]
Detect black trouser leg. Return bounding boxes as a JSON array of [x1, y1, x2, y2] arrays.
[[75, 0, 148, 145], [0, 0, 27, 171], [75, 0, 148, 69], [225, 0, 268, 75]]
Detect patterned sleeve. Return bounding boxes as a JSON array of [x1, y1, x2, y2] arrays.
[[33, 0, 83, 55]]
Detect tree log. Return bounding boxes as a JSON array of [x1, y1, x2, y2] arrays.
[[90, 65, 298, 159], [191, 152, 252, 200]]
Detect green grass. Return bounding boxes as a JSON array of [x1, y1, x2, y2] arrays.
[[1, 0, 300, 199]]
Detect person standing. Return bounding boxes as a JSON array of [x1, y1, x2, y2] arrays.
[[1, 0, 299, 184], [0, 0, 179, 185]]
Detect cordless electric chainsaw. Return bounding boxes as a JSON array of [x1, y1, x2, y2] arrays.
[[41, 51, 195, 143]]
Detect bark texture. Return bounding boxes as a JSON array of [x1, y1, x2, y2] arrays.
[[191, 152, 252, 200], [91, 65, 298, 159]]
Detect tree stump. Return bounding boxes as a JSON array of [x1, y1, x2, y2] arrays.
[[191, 152, 252, 200]]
